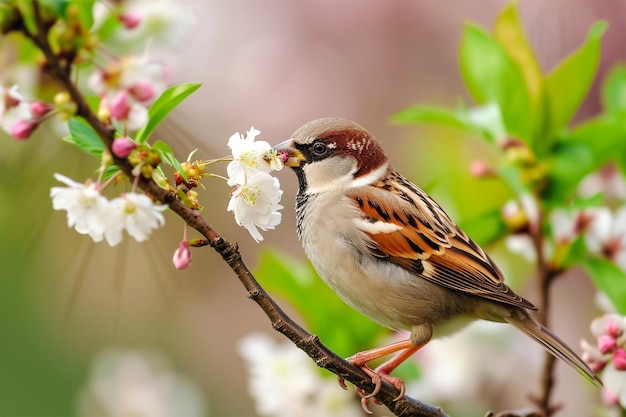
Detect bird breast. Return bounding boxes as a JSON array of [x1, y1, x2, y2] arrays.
[[295, 190, 481, 335]]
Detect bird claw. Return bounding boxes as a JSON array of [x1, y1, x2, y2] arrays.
[[337, 361, 406, 413]]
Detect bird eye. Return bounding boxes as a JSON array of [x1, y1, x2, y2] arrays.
[[311, 142, 328, 157]]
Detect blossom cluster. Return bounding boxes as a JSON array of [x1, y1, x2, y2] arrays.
[[50, 174, 166, 246], [502, 170, 626, 272], [0, 85, 51, 140], [226, 127, 286, 242], [238, 333, 362, 417], [89, 55, 168, 132], [581, 314, 626, 407]]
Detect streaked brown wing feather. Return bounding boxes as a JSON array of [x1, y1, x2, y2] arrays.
[[350, 170, 537, 311]]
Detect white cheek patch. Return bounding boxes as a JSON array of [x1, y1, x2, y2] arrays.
[[353, 218, 403, 234], [303, 157, 357, 193]]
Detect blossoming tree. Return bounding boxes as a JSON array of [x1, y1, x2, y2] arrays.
[[3, 1, 626, 417]]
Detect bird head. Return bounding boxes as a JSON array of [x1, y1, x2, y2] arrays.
[[273, 118, 389, 194]]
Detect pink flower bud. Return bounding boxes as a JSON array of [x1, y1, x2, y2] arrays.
[[173, 240, 192, 270], [606, 320, 623, 338], [109, 91, 131, 120], [598, 334, 618, 354], [603, 388, 620, 406], [112, 137, 137, 158], [30, 101, 51, 118], [10, 119, 37, 140], [469, 160, 496, 178], [613, 348, 626, 370], [128, 81, 155, 102], [118, 12, 142, 29]]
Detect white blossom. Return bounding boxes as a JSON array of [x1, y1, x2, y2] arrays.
[[238, 333, 362, 417], [239, 333, 318, 416], [88, 55, 167, 131], [0, 85, 32, 134], [603, 363, 626, 408], [76, 348, 206, 417], [105, 193, 167, 246], [579, 166, 626, 201], [50, 174, 166, 246], [586, 207, 626, 271], [50, 173, 109, 243], [228, 171, 282, 242], [226, 127, 273, 186]]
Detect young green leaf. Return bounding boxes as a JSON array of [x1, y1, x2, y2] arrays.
[[392, 103, 506, 143], [67, 117, 106, 158], [602, 64, 626, 117], [544, 117, 626, 202], [584, 258, 626, 315], [392, 105, 486, 137], [460, 23, 533, 142], [134, 82, 202, 144], [493, 1, 547, 149], [544, 22, 607, 138], [151, 140, 188, 182]]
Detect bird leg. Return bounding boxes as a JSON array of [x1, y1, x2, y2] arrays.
[[338, 338, 423, 405]]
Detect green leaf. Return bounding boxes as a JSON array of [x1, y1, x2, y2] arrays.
[[392, 106, 472, 130], [544, 117, 626, 202], [602, 64, 626, 117], [459, 208, 508, 247], [151, 140, 188, 182], [67, 117, 106, 158], [584, 258, 626, 315], [254, 249, 388, 356], [544, 22, 607, 138], [493, 2, 543, 104], [392, 103, 506, 143], [71, 0, 96, 29], [460, 23, 533, 142], [493, 1, 547, 147], [134, 83, 202, 144], [558, 235, 587, 269]]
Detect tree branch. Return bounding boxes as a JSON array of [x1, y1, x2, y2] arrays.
[[24, 2, 447, 416], [529, 208, 561, 417]]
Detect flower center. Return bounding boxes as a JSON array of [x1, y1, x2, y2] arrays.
[[241, 185, 261, 207], [239, 151, 259, 169]]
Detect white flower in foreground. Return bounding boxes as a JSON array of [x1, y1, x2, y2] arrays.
[[50, 173, 108, 242], [226, 127, 274, 186], [76, 348, 206, 417], [228, 171, 282, 242], [308, 379, 363, 417], [106, 193, 167, 246], [239, 333, 364, 417]]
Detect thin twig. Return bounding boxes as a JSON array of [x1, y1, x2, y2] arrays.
[[530, 207, 560, 416], [24, 2, 447, 416]]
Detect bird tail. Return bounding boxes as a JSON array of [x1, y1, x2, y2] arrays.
[[505, 311, 602, 386]]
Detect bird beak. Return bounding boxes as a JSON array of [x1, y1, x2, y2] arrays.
[[273, 139, 306, 168]]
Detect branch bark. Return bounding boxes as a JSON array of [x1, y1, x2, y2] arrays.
[[24, 2, 448, 416]]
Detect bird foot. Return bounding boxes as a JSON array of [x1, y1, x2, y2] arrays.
[[337, 361, 406, 414]]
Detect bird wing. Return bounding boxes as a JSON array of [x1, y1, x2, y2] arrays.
[[349, 170, 537, 310]]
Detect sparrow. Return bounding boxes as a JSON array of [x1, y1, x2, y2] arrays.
[[273, 117, 601, 400]]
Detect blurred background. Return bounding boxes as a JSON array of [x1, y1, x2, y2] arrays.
[[2, 0, 626, 416]]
